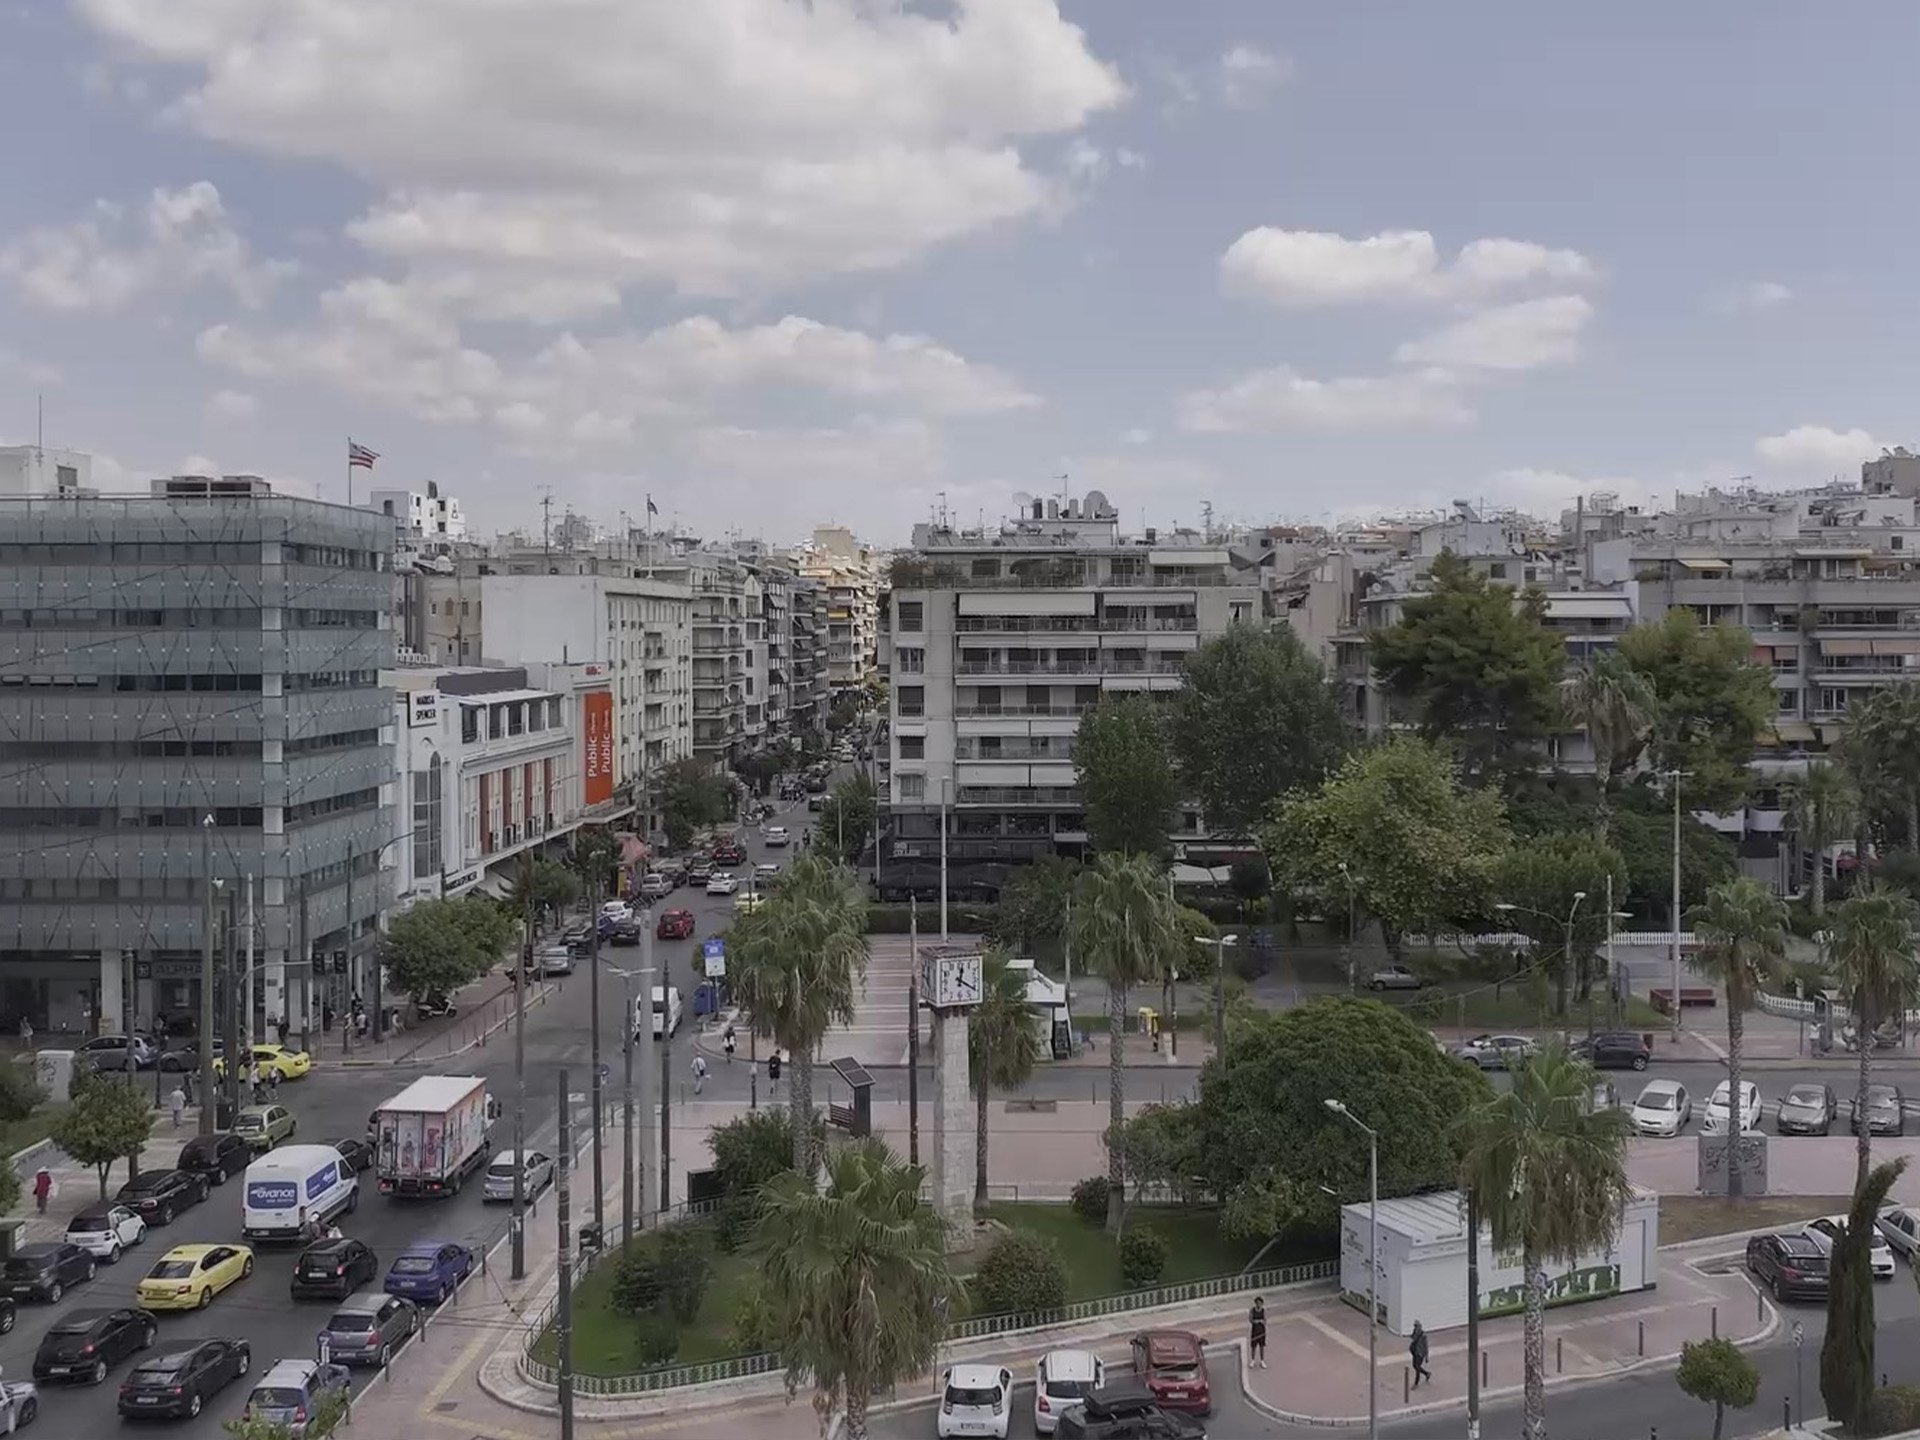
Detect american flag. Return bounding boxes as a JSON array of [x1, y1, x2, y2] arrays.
[[646, 496, 659, 517], [347, 440, 380, 470]]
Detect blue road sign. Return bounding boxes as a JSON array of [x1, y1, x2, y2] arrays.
[[703, 938, 725, 960]]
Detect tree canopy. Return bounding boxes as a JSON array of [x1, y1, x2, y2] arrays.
[[380, 897, 515, 1000], [817, 772, 877, 866], [1608, 785, 1739, 923], [54, 1070, 158, 1198], [1616, 610, 1775, 811], [991, 855, 1081, 963], [1170, 625, 1347, 837], [1675, 1338, 1760, 1440], [660, 758, 734, 849], [1074, 693, 1176, 857], [1367, 549, 1566, 783], [1491, 832, 1629, 1014]]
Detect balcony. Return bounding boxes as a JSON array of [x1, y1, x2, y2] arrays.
[[955, 786, 1082, 805], [954, 703, 1094, 719], [953, 740, 1076, 761], [955, 657, 1187, 677]]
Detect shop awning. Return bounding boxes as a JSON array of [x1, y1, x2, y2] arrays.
[[1547, 596, 1635, 621], [1678, 558, 1732, 571]]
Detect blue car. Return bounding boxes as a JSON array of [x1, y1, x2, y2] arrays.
[[382, 1241, 475, 1305]]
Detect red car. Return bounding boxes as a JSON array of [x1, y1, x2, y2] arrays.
[[712, 844, 745, 867], [655, 909, 696, 941], [1130, 1330, 1210, 1416]]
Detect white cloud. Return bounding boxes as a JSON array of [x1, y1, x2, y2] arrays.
[[205, 388, 257, 420], [1177, 366, 1473, 434], [1220, 228, 1596, 308], [672, 418, 947, 535], [1394, 295, 1595, 372], [79, 0, 1126, 300], [176, 453, 219, 475], [1219, 44, 1290, 109], [1714, 279, 1792, 314], [0, 181, 290, 312], [1478, 468, 1656, 516], [1754, 425, 1883, 474], [1119, 427, 1152, 445], [0, 346, 61, 386]]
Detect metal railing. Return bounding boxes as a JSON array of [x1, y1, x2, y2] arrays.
[[953, 704, 1094, 718]]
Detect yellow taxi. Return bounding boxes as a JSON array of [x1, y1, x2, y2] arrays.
[[137, 1243, 254, 1312], [214, 1043, 313, 1082]]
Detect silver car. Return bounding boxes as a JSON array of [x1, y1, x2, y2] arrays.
[[1452, 1034, 1537, 1070], [319, 1293, 418, 1368], [482, 1150, 554, 1204], [1367, 965, 1424, 991]]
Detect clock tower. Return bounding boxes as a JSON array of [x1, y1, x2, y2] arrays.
[[920, 946, 983, 1251]]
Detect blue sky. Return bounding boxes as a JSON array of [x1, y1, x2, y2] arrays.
[[0, 1, 1912, 544]]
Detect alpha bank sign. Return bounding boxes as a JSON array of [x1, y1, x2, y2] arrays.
[[409, 691, 440, 728]]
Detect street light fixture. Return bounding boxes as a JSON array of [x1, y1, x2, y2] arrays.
[[1336, 861, 1357, 991], [1195, 934, 1238, 1058], [1324, 1098, 1378, 1440], [1493, 891, 1588, 1017]]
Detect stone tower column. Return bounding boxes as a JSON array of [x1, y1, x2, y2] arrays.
[[928, 1006, 977, 1251]]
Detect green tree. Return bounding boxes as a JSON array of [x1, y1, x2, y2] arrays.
[[379, 897, 513, 1000], [749, 1137, 964, 1440], [1367, 549, 1566, 783], [504, 856, 579, 933], [1170, 625, 1347, 838], [1617, 611, 1775, 811], [1074, 693, 1177, 857], [0, 1062, 45, 1124], [1838, 695, 1889, 873], [817, 772, 876, 866], [1561, 651, 1657, 840], [991, 856, 1081, 964], [1675, 1336, 1760, 1440], [569, 824, 623, 892], [1786, 761, 1859, 917], [1686, 878, 1788, 1198], [1821, 1158, 1907, 1433], [1228, 854, 1271, 923], [728, 853, 868, 1177], [1070, 853, 1184, 1231], [1106, 1102, 1203, 1241], [1846, 684, 1920, 851], [1456, 1041, 1634, 1440], [1491, 833, 1629, 1017], [1265, 737, 1510, 959], [969, 949, 1043, 1211], [1190, 998, 1489, 1241], [53, 1069, 158, 1198], [1826, 884, 1920, 1189], [1611, 786, 1739, 924], [660, 758, 732, 849]]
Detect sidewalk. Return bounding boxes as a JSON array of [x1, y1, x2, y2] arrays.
[[10, 1113, 188, 1242], [309, 972, 558, 1070]]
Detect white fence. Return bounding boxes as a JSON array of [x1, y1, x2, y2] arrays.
[[1408, 931, 1699, 950]]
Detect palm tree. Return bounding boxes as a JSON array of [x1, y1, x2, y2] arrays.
[[1838, 694, 1891, 881], [1786, 762, 1858, 918], [729, 852, 869, 1177], [1070, 853, 1184, 1232], [968, 948, 1042, 1212], [1686, 877, 1788, 1198], [1825, 883, 1920, 1189], [1561, 652, 1657, 841], [750, 1137, 964, 1440], [1456, 1042, 1634, 1440]]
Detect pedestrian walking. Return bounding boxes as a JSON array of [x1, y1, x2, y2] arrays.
[[1248, 1296, 1268, 1368], [722, 1024, 736, 1063], [167, 1084, 186, 1130], [32, 1167, 51, 1215], [276, 1015, 290, 1047], [691, 1054, 709, 1095], [767, 1051, 781, 1090], [1410, 1320, 1432, 1387]]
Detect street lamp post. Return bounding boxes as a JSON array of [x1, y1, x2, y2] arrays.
[[1662, 769, 1690, 1041], [1337, 860, 1355, 991], [1492, 892, 1589, 1020], [1196, 934, 1238, 1059], [607, 961, 657, 1242], [1325, 1098, 1378, 1440], [199, 815, 218, 1137]]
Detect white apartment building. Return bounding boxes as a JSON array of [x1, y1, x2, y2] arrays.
[[880, 493, 1262, 888], [0, 445, 93, 497], [805, 525, 879, 690], [365, 483, 467, 547]]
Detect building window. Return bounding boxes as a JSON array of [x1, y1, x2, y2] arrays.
[[461, 707, 481, 744], [896, 647, 925, 674], [897, 600, 924, 633], [896, 685, 925, 717], [899, 735, 925, 760], [898, 773, 926, 800], [412, 757, 444, 879]]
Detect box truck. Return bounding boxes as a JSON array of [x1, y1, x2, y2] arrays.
[[371, 1075, 500, 1199]]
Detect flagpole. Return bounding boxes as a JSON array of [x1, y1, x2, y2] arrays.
[[645, 494, 654, 579], [347, 437, 354, 508]]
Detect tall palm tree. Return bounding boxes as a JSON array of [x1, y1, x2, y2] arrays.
[[1686, 877, 1788, 1198], [729, 852, 869, 1177], [1070, 852, 1184, 1232], [968, 948, 1043, 1212], [1825, 883, 1920, 1189], [750, 1137, 964, 1440], [1839, 694, 1891, 881], [1786, 762, 1858, 917], [1456, 1042, 1634, 1440], [1561, 652, 1658, 841]]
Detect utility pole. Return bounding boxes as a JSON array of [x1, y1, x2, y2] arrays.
[[297, 885, 312, 1056], [908, 899, 920, 1165], [1665, 769, 1686, 1041], [223, 889, 240, 1122], [243, 874, 254, 1056], [636, 925, 657, 1226], [556, 1068, 575, 1440], [540, 486, 555, 559], [1465, 1185, 1482, 1440], [620, 967, 634, 1244], [658, 1019, 672, 1211], [199, 816, 217, 1136], [511, 882, 531, 1280], [588, 875, 605, 1238]]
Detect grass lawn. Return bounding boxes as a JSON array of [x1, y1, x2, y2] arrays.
[[1659, 1194, 1850, 1246], [536, 1227, 759, 1377], [0, 1106, 66, 1161], [976, 1202, 1289, 1300]]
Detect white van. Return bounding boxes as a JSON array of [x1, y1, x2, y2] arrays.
[[636, 986, 682, 1040], [243, 1144, 359, 1242]]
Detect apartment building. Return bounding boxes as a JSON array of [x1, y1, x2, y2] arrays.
[[880, 493, 1261, 888], [0, 445, 93, 498], [0, 476, 394, 1036], [364, 482, 467, 548], [788, 571, 830, 736], [805, 525, 880, 691]]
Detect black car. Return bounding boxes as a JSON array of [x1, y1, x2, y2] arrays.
[[291, 1238, 379, 1300], [116, 1169, 211, 1225], [608, 919, 642, 947], [117, 1337, 252, 1420], [1747, 1233, 1830, 1301], [1852, 1084, 1907, 1137], [177, 1132, 250, 1186], [1574, 1032, 1652, 1072], [333, 1137, 374, 1173], [1058, 1384, 1209, 1440], [4, 1242, 98, 1302], [33, 1306, 155, 1384]]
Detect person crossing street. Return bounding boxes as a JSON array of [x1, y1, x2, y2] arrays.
[[691, 1053, 708, 1095]]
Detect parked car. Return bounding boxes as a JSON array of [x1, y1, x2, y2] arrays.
[[706, 873, 739, 895], [383, 1241, 475, 1305], [1747, 1233, 1830, 1301], [1853, 1084, 1907, 1136], [33, 1306, 154, 1384], [0, 1376, 35, 1431], [1879, 1205, 1920, 1260], [77, 1035, 157, 1072], [177, 1132, 251, 1186], [0, 1297, 14, 1335], [754, 862, 781, 883], [938, 1363, 1014, 1440], [639, 873, 673, 901], [656, 908, 696, 940], [116, 1169, 211, 1225], [530, 947, 575, 978], [1802, 1215, 1897, 1280], [319, 1293, 418, 1367], [137, 1244, 254, 1313], [764, 825, 791, 847], [332, 1137, 375, 1173], [1777, 1083, 1838, 1136], [1573, 1031, 1651, 1071], [599, 900, 632, 923], [117, 1337, 251, 1421], [1034, 1348, 1105, 1435], [735, 892, 765, 916], [1451, 1034, 1537, 1070], [242, 1358, 352, 1433], [1056, 1385, 1207, 1440], [234, 1104, 297, 1151], [1626, 1079, 1691, 1136], [216, 1044, 312, 1082], [65, 1205, 147, 1263], [4, 1244, 97, 1303], [1704, 1081, 1762, 1134], [1129, 1330, 1211, 1416], [291, 1237, 380, 1301], [1367, 964, 1424, 992], [482, 1149, 555, 1204]]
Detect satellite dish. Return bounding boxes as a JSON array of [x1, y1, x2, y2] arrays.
[[1011, 491, 1034, 515], [1084, 489, 1111, 518]]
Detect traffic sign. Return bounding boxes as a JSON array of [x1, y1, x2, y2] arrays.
[[703, 937, 726, 979]]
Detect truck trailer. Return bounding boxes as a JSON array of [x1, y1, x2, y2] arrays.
[[370, 1075, 499, 1199]]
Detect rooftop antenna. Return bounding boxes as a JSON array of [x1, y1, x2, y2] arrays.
[[35, 392, 44, 461], [538, 485, 555, 558]]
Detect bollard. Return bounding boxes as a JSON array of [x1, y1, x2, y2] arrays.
[[1638, 1319, 1644, 1356], [1711, 1305, 1718, 1339], [1556, 1336, 1563, 1373], [1481, 1350, 1488, 1386], [1403, 1368, 1410, 1403], [1784, 1397, 1791, 1429], [1757, 1286, 1764, 1322]]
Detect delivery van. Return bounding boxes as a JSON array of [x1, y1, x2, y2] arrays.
[[242, 1144, 359, 1242], [635, 986, 683, 1040]]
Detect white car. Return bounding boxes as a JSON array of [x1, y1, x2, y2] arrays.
[[64, 1203, 146, 1262], [1033, 1349, 1103, 1435], [1703, 1081, 1762, 1134], [1628, 1080, 1692, 1137], [706, 873, 738, 895], [599, 900, 632, 922], [1802, 1215, 1897, 1280], [1878, 1206, 1920, 1260], [938, 1364, 1012, 1439], [754, 862, 781, 883], [764, 825, 790, 847]]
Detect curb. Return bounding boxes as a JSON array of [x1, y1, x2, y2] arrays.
[[311, 980, 556, 1072]]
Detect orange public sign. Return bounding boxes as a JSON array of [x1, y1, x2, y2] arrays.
[[583, 691, 614, 805]]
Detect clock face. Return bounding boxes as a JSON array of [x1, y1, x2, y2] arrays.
[[931, 954, 982, 1008]]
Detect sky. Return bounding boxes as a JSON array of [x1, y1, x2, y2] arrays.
[[0, 1, 1915, 547]]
